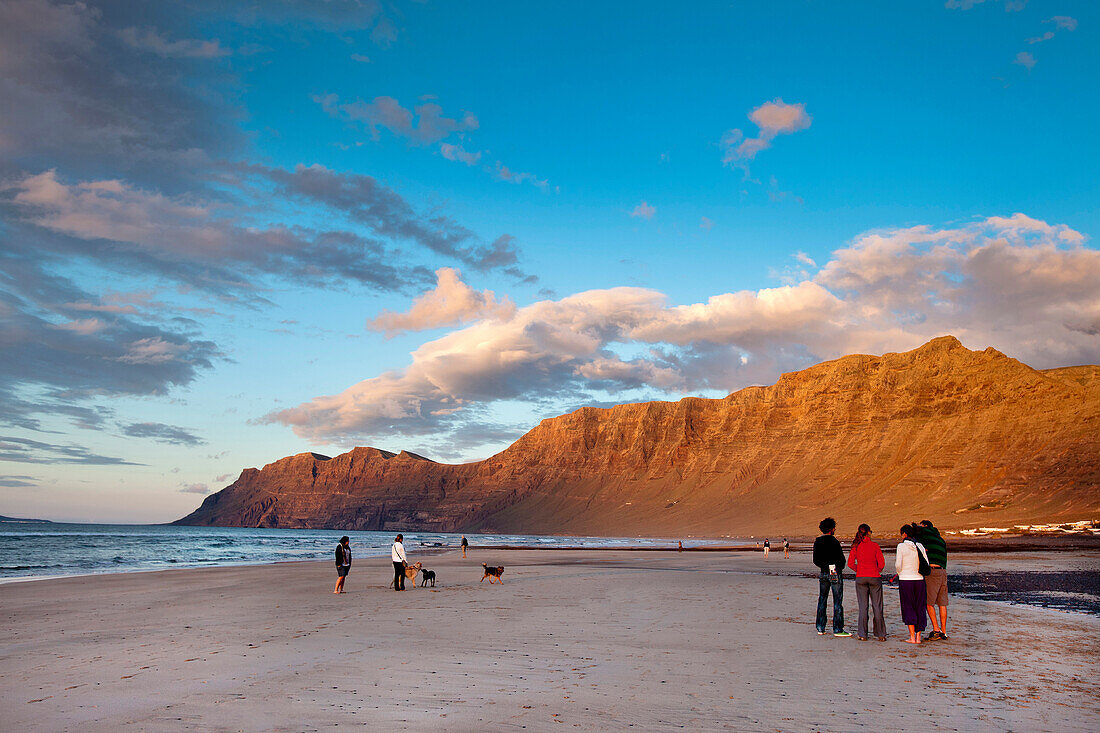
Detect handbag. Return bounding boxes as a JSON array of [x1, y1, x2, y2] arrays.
[[912, 541, 932, 577]]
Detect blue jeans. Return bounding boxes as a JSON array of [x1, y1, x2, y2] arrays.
[[817, 572, 844, 633]]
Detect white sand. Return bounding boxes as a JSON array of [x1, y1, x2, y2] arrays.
[[1, 549, 1097, 731]]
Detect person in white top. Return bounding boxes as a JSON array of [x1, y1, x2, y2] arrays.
[[894, 524, 929, 644], [391, 534, 409, 591]]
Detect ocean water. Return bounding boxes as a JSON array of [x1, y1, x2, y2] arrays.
[[0, 521, 734, 582]]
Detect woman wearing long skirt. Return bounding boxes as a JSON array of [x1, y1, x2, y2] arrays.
[[848, 524, 886, 641], [895, 524, 929, 644]]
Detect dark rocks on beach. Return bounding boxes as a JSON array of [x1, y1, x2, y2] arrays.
[[948, 571, 1100, 616]]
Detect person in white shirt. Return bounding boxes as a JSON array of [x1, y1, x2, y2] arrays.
[[894, 524, 929, 644], [391, 534, 409, 591]]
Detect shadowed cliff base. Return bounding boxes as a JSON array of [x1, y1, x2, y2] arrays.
[[175, 336, 1100, 536]]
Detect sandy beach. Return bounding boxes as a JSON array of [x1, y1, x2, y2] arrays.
[[2, 548, 1098, 732]]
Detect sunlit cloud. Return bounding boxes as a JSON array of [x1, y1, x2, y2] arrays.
[[721, 99, 811, 167], [368, 268, 516, 336], [269, 214, 1097, 452]]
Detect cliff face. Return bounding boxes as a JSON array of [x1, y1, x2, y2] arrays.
[[175, 337, 1100, 535]]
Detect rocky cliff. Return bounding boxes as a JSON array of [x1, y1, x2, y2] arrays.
[[175, 337, 1100, 535]]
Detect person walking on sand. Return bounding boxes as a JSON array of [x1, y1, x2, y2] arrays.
[[334, 536, 351, 594], [813, 517, 851, 637], [917, 519, 950, 641], [847, 524, 886, 641], [895, 524, 930, 644], [461, 535, 468, 558], [763, 538, 770, 558], [391, 534, 409, 591]]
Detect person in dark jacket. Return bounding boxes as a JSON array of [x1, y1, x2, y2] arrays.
[[918, 519, 950, 640], [813, 517, 851, 636], [334, 536, 351, 594]]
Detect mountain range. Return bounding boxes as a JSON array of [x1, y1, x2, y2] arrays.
[[175, 336, 1100, 536]]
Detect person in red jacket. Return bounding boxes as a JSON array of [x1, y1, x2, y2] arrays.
[[847, 524, 886, 641]]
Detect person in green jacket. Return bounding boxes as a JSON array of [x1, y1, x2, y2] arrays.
[[918, 519, 949, 640]]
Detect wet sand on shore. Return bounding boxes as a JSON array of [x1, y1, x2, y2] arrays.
[[2, 549, 1097, 731]]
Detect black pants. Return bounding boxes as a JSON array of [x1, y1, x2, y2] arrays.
[[393, 561, 405, 590]]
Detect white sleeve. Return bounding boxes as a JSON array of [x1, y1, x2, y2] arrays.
[[398, 543, 407, 563]]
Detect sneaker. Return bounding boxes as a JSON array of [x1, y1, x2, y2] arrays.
[[924, 632, 938, 641], [937, 631, 949, 640], [856, 636, 867, 641], [817, 630, 826, 635], [834, 631, 852, 637], [875, 637, 887, 642]]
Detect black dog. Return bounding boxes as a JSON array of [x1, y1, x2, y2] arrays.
[[420, 568, 437, 587]]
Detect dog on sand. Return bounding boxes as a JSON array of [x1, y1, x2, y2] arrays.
[[420, 568, 436, 587], [481, 563, 505, 584], [390, 561, 423, 588]]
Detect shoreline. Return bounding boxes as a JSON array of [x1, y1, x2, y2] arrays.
[[4, 534, 1098, 586]]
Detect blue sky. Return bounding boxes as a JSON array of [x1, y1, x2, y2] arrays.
[[1, 0, 1097, 522]]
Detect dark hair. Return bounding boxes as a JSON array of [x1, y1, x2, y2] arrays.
[[919, 519, 933, 528], [900, 524, 914, 539], [340, 536, 349, 544], [395, 534, 403, 541], [852, 524, 871, 549], [819, 517, 836, 534]]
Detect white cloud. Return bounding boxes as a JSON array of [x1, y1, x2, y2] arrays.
[[51, 318, 107, 335], [9, 170, 218, 253], [945, 0, 1027, 11], [700, 216, 714, 231], [631, 201, 656, 220], [118, 27, 230, 59], [1026, 16, 1077, 46], [116, 338, 191, 365], [1013, 51, 1036, 69], [350, 53, 372, 63], [495, 163, 548, 188], [722, 99, 811, 167], [315, 94, 548, 188], [440, 143, 482, 166], [368, 268, 515, 336], [269, 214, 1098, 448], [315, 94, 478, 146]]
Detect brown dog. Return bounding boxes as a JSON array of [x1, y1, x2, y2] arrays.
[[390, 561, 424, 588], [481, 563, 505, 584]]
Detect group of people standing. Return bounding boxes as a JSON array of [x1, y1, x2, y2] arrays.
[[813, 517, 949, 644], [332, 534, 471, 592]]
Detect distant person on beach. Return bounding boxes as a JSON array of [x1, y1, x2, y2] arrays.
[[812, 517, 851, 637], [847, 524, 886, 641], [763, 538, 770, 558], [461, 535, 468, 558], [895, 524, 930, 644], [391, 534, 409, 591], [334, 536, 351, 594], [918, 519, 949, 640], [783, 538, 790, 559]]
